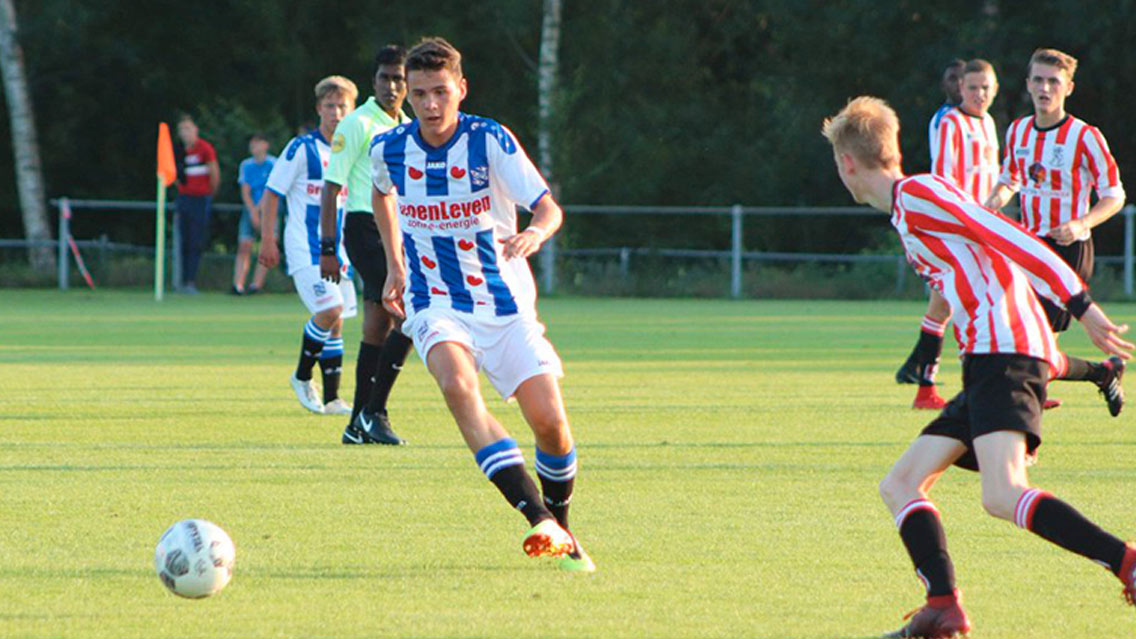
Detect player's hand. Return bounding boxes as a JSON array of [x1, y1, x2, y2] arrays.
[[1079, 303, 1134, 360], [498, 228, 545, 260], [257, 241, 279, 269], [319, 255, 341, 283], [1049, 219, 1085, 246], [382, 270, 406, 319]]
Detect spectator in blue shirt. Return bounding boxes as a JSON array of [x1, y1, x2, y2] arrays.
[[233, 133, 276, 294]]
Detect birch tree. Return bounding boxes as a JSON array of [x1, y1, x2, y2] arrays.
[[0, 0, 54, 270]]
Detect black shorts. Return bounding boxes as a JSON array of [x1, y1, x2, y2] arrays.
[[343, 212, 387, 302], [920, 354, 1048, 471], [1038, 236, 1093, 332]]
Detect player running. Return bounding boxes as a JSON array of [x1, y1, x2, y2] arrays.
[[257, 76, 358, 415], [369, 37, 593, 571], [898, 59, 1000, 410], [985, 48, 1126, 416], [322, 45, 414, 446], [824, 95, 1136, 639]]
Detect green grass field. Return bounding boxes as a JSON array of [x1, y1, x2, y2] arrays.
[[3, 290, 1136, 638]]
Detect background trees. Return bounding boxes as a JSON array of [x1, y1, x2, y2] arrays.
[[2, 0, 1134, 256]]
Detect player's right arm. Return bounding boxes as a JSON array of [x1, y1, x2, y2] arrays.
[[257, 138, 302, 269], [321, 117, 365, 282], [318, 182, 343, 282], [931, 115, 963, 188], [256, 190, 281, 268], [372, 185, 406, 318], [985, 120, 1023, 210]]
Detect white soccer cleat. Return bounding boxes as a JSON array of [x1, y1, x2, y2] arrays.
[[289, 373, 324, 414], [322, 398, 352, 415]]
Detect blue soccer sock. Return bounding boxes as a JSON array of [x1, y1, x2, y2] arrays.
[[475, 438, 551, 526], [318, 337, 344, 403], [296, 317, 330, 382], [535, 446, 577, 529]]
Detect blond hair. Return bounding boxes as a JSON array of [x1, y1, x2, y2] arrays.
[[314, 75, 359, 103], [821, 96, 902, 170], [1029, 48, 1078, 80]]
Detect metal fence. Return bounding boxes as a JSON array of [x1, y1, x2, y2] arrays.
[[11, 198, 1136, 297]]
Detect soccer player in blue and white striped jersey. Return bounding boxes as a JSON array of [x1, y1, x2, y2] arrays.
[[367, 38, 592, 571], [258, 77, 358, 416]]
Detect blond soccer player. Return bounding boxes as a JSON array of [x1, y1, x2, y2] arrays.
[[823, 95, 1135, 638]]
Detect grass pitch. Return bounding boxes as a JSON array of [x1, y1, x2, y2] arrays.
[[2, 290, 1135, 638]]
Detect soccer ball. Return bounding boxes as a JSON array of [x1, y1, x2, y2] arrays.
[[154, 519, 235, 598]]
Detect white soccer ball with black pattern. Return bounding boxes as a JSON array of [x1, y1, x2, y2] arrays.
[[154, 519, 235, 598]]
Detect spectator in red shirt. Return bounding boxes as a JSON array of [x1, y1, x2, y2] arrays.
[[175, 113, 220, 294]]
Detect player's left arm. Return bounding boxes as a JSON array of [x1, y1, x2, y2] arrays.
[[1050, 128, 1126, 245], [501, 194, 562, 260]]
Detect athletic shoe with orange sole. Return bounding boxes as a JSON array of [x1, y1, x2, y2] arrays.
[[886, 590, 971, 638], [1119, 543, 1136, 606], [522, 519, 575, 558], [913, 386, 947, 410]]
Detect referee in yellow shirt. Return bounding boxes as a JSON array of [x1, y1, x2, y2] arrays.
[[320, 45, 413, 445]]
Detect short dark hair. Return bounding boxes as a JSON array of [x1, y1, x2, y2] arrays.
[[944, 58, 966, 72], [249, 132, 268, 143], [373, 44, 407, 77], [406, 37, 462, 78]]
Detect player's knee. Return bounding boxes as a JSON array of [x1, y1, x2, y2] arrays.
[[315, 306, 342, 326], [436, 371, 478, 401], [878, 473, 906, 510], [527, 406, 567, 441], [980, 487, 1018, 521]]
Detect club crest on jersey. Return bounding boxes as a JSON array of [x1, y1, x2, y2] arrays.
[[1049, 146, 1065, 167], [470, 166, 488, 188], [1028, 162, 1046, 185]]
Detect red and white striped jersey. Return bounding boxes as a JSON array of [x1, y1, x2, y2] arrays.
[[892, 174, 1086, 375], [931, 107, 1000, 202], [997, 115, 1125, 240]]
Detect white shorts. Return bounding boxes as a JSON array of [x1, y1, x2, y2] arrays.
[[292, 265, 357, 318], [406, 308, 563, 400]]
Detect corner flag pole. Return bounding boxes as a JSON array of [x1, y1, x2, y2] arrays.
[[156, 122, 177, 301]]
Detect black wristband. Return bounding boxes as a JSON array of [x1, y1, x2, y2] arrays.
[[319, 238, 336, 256], [1066, 290, 1093, 319]]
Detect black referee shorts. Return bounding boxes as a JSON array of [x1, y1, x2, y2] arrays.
[[343, 212, 388, 303], [1038, 235, 1093, 333], [920, 354, 1048, 471]]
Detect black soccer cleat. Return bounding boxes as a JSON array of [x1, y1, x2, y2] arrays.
[[895, 354, 921, 385], [1097, 356, 1125, 417], [341, 409, 406, 445]]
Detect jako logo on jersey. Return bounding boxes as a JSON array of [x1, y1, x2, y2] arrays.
[[426, 161, 446, 170], [399, 194, 492, 221]]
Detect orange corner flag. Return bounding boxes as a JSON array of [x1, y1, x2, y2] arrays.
[[157, 122, 177, 186]]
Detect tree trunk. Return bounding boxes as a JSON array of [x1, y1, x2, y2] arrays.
[[537, 0, 562, 184], [536, 0, 562, 294], [0, 0, 54, 271]]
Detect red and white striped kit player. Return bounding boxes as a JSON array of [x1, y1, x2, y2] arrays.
[[932, 108, 1000, 202], [891, 173, 1088, 377], [998, 115, 1125, 240]]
